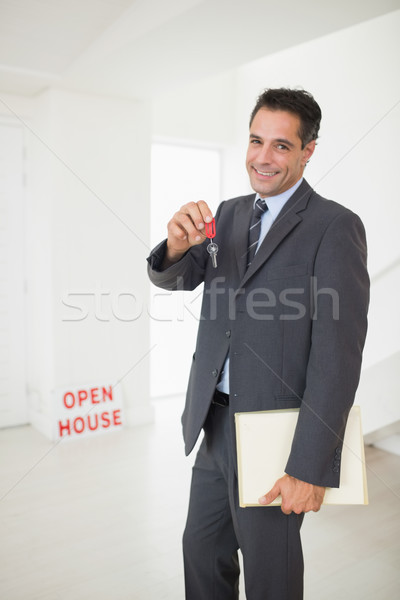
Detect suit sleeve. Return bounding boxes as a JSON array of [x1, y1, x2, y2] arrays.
[[285, 210, 369, 488], [147, 238, 208, 291]]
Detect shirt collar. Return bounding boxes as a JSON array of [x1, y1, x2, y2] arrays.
[[254, 178, 303, 220]]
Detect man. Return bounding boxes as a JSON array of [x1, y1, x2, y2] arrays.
[[147, 88, 369, 599]]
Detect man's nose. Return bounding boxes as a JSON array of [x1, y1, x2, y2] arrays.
[[257, 144, 273, 164]]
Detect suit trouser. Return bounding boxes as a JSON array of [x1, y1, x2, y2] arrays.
[[183, 402, 304, 600]]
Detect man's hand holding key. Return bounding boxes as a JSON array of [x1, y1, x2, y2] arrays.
[[163, 200, 215, 269]]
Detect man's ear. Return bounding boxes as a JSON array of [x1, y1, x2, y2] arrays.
[[302, 140, 316, 166]]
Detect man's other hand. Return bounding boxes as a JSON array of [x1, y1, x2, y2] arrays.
[[258, 474, 326, 514]]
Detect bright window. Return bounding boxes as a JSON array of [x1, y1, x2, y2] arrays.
[[150, 143, 221, 398]]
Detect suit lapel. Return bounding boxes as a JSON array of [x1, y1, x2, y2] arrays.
[[238, 180, 314, 288]]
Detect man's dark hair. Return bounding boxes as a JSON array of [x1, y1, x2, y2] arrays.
[[249, 88, 322, 149]]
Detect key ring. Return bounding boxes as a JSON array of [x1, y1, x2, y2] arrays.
[[205, 219, 216, 239]]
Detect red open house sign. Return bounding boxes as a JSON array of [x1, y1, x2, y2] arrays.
[[55, 383, 123, 439]]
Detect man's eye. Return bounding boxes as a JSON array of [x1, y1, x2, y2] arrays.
[[276, 144, 288, 150]]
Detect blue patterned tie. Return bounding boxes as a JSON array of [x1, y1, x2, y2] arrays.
[[247, 198, 268, 268]]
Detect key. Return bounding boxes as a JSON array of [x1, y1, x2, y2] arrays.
[[205, 218, 218, 268], [207, 242, 219, 268]]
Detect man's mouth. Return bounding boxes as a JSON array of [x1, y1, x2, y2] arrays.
[[254, 167, 278, 177]]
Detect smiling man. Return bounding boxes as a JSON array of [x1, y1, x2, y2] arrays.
[[147, 88, 369, 599], [246, 108, 315, 198]]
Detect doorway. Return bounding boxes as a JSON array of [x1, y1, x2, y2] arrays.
[[0, 122, 27, 427]]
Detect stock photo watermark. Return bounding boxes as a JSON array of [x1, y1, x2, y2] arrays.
[[61, 276, 340, 323]]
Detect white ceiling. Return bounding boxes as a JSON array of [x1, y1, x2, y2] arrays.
[[0, 0, 399, 99]]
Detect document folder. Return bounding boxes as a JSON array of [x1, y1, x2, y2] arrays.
[[235, 405, 368, 507]]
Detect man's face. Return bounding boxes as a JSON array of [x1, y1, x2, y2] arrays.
[[246, 108, 316, 198]]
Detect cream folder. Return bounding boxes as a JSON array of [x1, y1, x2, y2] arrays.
[[235, 405, 368, 507]]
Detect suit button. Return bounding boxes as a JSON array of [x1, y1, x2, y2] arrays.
[[332, 467, 340, 473], [333, 460, 340, 467], [335, 448, 342, 457], [211, 369, 219, 377], [225, 330, 231, 338]]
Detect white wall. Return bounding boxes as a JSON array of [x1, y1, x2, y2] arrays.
[[153, 70, 237, 146], [22, 89, 153, 437], [0, 116, 28, 428]]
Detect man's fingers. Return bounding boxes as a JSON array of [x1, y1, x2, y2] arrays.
[[168, 201, 214, 246], [168, 219, 188, 241], [281, 502, 293, 515], [179, 202, 204, 231], [176, 211, 204, 242], [180, 201, 213, 233], [259, 481, 280, 505], [196, 200, 214, 225], [164, 200, 214, 265], [168, 212, 203, 245]]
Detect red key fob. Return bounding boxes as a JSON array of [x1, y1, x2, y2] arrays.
[[204, 218, 216, 239]]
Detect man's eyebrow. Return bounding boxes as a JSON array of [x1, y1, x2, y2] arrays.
[[275, 138, 295, 148], [249, 133, 295, 148]]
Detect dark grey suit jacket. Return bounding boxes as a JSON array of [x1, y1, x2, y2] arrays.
[[147, 179, 369, 488]]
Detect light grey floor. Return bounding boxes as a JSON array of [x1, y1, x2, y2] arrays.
[[0, 397, 399, 599]]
